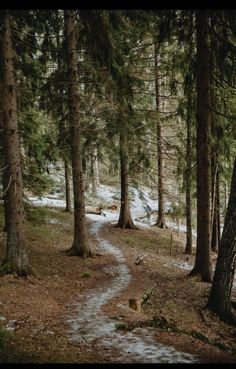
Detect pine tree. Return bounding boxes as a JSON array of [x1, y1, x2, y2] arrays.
[[115, 108, 137, 229], [153, 39, 166, 229], [207, 157, 236, 325], [189, 10, 213, 282], [184, 90, 194, 255], [0, 11, 30, 276], [64, 10, 92, 257]]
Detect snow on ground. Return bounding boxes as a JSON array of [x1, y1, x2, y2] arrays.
[[27, 183, 172, 226], [27, 183, 197, 251], [27, 196, 66, 208], [164, 260, 193, 272]]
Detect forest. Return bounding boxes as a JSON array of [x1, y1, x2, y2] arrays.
[[0, 9, 236, 363]]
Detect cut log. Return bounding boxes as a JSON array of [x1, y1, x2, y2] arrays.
[[107, 204, 118, 211], [85, 206, 104, 216]]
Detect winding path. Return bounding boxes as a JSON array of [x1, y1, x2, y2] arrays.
[[66, 214, 196, 363]]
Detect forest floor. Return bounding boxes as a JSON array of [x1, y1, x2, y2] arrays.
[[0, 205, 236, 363]]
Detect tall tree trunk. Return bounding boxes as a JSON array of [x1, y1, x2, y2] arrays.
[[211, 168, 220, 252], [64, 10, 92, 257], [211, 153, 219, 253], [224, 182, 228, 218], [207, 157, 236, 326], [1, 159, 10, 233], [0, 12, 30, 276], [56, 20, 71, 213], [154, 42, 166, 228], [64, 159, 72, 212], [185, 92, 193, 255], [58, 114, 72, 213], [0, 88, 9, 232], [216, 169, 221, 246], [189, 10, 213, 282], [116, 124, 137, 229], [209, 35, 219, 254]]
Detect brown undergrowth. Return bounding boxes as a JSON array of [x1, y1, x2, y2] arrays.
[[0, 205, 235, 363]]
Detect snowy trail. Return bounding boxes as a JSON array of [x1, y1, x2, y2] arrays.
[[66, 213, 196, 363]]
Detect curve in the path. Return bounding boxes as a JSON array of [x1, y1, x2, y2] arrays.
[[66, 214, 197, 363]]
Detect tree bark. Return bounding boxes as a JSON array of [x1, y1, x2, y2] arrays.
[[0, 86, 9, 232], [207, 157, 236, 325], [64, 159, 72, 212], [1, 157, 10, 232], [56, 20, 72, 214], [189, 10, 213, 282], [209, 35, 219, 254], [211, 154, 219, 253], [0, 12, 30, 276], [116, 123, 137, 229], [154, 42, 166, 228], [212, 168, 220, 252], [64, 10, 92, 257], [185, 92, 193, 255]]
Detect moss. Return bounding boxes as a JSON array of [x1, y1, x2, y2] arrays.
[[115, 322, 128, 330], [25, 206, 53, 225], [80, 271, 91, 278], [190, 330, 232, 353], [0, 263, 13, 276]]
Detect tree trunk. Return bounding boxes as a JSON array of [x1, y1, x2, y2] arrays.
[[189, 10, 213, 282], [217, 169, 221, 245], [116, 125, 137, 229], [56, 21, 71, 214], [211, 168, 220, 252], [64, 10, 92, 257], [211, 154, 219, 253], [185, 92, 193, 255], [154, 42, 166, 228], [64, 159, 72, 212], [224, 181, 228, 218], [207, 157, 236, 325], [1, 159, 10, 232], [209, 36, 219, 254], [0, 91, 9, 232], [0, 12, 30, 276]]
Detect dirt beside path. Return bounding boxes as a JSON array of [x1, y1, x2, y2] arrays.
[[0, 209, 236, 363]]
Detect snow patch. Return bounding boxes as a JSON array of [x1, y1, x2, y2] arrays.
[[27, 196, 66, 208]]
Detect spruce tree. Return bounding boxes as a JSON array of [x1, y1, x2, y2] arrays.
[[0, 11, 30, 276], [207, 157, 236, 325], [64, 9, 92, 257], [189, 10, 213, 282]]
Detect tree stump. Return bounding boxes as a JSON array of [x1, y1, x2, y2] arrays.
[[129, 298, 141, 313]]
